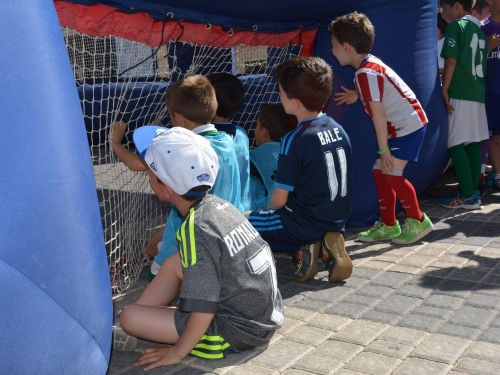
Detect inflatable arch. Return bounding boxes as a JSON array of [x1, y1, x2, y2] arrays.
[[57, 0, 448, 227], [1, 0, 445, 372]]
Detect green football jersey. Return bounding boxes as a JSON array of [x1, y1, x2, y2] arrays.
[[441, 15, 487, 103]]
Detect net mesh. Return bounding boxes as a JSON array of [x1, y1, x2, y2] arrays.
[[62, 27, 302, 296]]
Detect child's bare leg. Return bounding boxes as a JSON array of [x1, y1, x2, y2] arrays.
[[392, 157, 408, 171], [119, 253, 182, 343], [490, 135, 500, 175], [136, 253, 183, 306], [120, 305, 179, 344]]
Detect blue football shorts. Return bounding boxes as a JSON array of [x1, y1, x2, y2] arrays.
[[382, 126, 426, 162]]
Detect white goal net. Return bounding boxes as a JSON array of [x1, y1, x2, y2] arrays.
[[62, 27, 303, 296]]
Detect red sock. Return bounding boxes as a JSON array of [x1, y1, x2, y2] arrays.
[[383, 174, 423, 221], [373, 169, 397, 226]]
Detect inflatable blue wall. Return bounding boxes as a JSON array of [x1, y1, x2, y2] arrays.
[[0, 1, 112, 373]]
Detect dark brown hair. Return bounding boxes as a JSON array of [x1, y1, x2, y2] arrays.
[[258, 103, 295, 142], [207, 72, 245, 119], [440, 0, 476, 12], [274, 57, 333, 112]]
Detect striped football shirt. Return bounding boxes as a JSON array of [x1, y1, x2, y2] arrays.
[[354, 54, 428, 138]]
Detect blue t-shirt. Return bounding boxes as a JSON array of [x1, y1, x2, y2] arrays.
[[275, 114, 353, 233], [154, 129, 243, 267], [213, 122, 251, 211], [201, 130, 243, 211], [482, 17, 500, 95], [249, 142, 280, 210]]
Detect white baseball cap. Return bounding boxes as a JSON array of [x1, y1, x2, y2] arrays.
[[133, 126, 219, 196]]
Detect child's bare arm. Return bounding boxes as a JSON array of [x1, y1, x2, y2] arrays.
[[368, 101, 394, 174], [334, 86, 359, 105], [441, 58, 457, 115], [145, 226, 165, 258], [488, 33, 500, 51], [135, 312, 215, 371], [270, 187, 289, 210], [110, 121, 148, 171]]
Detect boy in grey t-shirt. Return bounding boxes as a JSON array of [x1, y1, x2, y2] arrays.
[[116, 126, 283, 371]]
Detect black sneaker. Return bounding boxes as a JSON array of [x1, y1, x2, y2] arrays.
[[294, 241, 321, 283], [321, 232, 353, 282]]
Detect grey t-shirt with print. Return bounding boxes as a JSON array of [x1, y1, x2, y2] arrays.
[[176, 194, 284, 347]]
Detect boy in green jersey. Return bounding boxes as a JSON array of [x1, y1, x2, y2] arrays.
[[440, 0, 490, 209]]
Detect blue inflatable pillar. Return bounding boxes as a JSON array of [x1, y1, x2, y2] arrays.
[[0, 1, 112, 373]]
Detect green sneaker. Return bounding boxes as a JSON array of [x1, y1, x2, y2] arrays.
[[357, 221, 401, 242], [392, 213, 434, 245]]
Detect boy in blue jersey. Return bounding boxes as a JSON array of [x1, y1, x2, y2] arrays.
[[247, 56, 354, 283], [111, 75, 244, 279], [207, 72, 251, 210], [116, 127, 283, 370], [110, 75, 246, 262], [250, 103, 294, 210], [147, 75, 243, 280]]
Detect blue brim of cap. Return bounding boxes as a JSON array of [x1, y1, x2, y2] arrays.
[[132, 125, 169, 159]]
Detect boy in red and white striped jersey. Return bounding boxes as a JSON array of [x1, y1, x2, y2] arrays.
[[329, 11, 434, 245]]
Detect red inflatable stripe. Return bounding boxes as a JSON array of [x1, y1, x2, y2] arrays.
[[54, 1, 316, 56]]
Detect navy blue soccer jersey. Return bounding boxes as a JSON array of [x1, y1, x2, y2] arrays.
[[275, 114, 352, 233]]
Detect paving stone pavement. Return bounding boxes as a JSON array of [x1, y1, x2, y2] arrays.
[[109, 170, 500, 374]]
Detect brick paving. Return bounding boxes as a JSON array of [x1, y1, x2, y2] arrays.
[[109, 170, 500, 374]]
